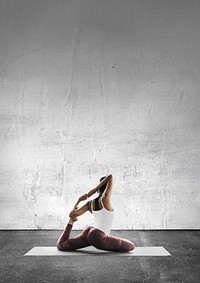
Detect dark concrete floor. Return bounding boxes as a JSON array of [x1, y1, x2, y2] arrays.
[[0, 230, 199, 283]]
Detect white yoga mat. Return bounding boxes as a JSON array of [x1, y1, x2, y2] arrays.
[[24, 246, 171, 256]]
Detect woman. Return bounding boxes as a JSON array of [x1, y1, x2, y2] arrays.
[[57, 174, 135, 252]]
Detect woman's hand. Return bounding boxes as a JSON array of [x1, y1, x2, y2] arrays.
[[69, 210, 78, 222], [71, 193, 88, 211], [78, 193, 88, 201]]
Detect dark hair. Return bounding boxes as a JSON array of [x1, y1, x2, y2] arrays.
[[98, 176, 107, 195]]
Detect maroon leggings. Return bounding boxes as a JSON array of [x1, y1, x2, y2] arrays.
[[57, 224, 135, 252]]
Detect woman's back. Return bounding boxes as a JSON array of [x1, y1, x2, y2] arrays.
[[90, 196, 115, 235]]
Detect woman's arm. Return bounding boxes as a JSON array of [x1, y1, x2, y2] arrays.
[[72, 194, 88, 210], [87, 174, 112, 197], [70, 174, 112, 215], [69, 202, 90, 218]]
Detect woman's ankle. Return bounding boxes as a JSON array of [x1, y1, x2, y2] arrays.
[[68, 218, 75, 225]]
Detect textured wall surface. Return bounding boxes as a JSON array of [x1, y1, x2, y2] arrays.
[[0, 0, 200, 229]]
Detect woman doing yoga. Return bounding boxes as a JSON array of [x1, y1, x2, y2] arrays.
[[57, 174, 135, 252]]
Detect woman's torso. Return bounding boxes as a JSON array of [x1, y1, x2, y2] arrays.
[[90, 196, 115, 235]]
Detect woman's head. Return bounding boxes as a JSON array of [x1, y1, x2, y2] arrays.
[[97, 176, 107, 195]]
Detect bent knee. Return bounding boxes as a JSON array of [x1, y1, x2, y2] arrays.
[[128, 242, 135, 251], [57, 243, 62, 251], [56, 242, 72, 251], [121, 241, 135, 252]]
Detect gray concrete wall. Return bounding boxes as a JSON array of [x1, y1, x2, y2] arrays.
[[0, 0, 200, 229]]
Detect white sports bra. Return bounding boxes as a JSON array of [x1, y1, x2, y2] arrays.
[[90, 197, 115, 235]]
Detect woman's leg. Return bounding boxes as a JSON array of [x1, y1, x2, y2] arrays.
[[87, 227, 135, 252], [57, 223, 92, 251]]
